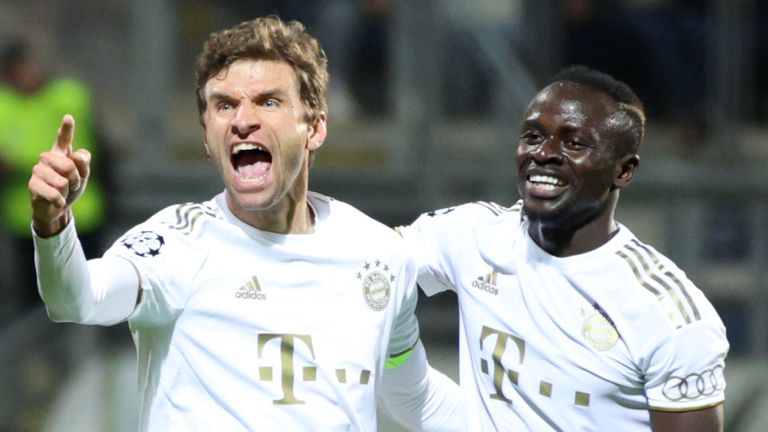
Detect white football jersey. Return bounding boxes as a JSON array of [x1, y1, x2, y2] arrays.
[[400, 201, 728, 431], [104, 191, 419, 431]]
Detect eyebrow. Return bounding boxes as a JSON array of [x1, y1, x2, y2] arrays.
[[206, 88, 291, 108], [206, 91, 234, 102]]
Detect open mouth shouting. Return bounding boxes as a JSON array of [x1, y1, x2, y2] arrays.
[[231, 143, 272, 185]]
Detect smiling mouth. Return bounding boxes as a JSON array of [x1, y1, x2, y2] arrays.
[[232, 143, 272, 182], [526, 174, 567, 193], [526, 174, 566, 189]]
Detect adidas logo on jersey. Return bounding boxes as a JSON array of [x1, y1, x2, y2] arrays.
[[472, 273, 499, 295], [236, 276, 267, 300]]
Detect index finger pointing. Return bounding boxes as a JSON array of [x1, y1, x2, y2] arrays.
[[54, 114, 76, 154]]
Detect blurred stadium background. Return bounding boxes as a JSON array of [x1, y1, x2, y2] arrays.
[[1, 0, 768, 430]]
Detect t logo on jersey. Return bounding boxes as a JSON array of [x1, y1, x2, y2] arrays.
[[480, 325, 525, 404], [480, 325, 593, 407], [258, 334, 316, 405]]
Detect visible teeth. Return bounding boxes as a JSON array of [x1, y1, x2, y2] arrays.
[[528, 174, 564, 186], [232, 143, 265, 155], [235, 172, 266, 182]]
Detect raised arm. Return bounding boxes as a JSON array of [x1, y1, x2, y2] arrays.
[[30, 115, 139, 325]]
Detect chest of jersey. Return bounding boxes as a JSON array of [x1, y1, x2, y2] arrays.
[[129, 220, 407, 429], [456, 259, 649, 429]]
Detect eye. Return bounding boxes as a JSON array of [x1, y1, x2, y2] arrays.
[[261, 98, 279, 109], [216, 101, 234, 111], [520, 130, 543, 144], [565, 138, 590, 150]]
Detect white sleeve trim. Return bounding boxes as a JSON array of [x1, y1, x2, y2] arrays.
[[379, 340, 464, 431], [34, 221, 139, 325]]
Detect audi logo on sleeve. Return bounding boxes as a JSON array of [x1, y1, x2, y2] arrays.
[[661, 365, 724, 401]]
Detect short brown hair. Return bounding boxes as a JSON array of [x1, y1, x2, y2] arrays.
[[195, 16, 328, 122]]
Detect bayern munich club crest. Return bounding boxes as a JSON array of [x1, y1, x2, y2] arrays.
[[357, 260, 395, 311], [582, 310, 619, 351], [121, 231, 165, 257]]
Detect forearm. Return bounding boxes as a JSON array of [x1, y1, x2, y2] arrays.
[[34, 221, 139, 325], [650, 405, 724, 432], [379, 340, 464, 431]]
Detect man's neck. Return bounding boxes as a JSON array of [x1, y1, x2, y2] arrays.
[[527, 214, 618, 257]]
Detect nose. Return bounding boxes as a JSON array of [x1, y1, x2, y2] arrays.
[[531, 137, 563, 165], [231, 103, 260, 137]]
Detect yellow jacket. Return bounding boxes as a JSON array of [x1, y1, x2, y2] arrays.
[[0, 78, 105, 235]]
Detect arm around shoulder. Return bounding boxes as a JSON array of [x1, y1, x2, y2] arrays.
[[379, 340, 464, 431]]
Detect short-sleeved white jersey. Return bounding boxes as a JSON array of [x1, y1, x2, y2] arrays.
[[399, 200, 729, 431], [104, 191, 419, 431]]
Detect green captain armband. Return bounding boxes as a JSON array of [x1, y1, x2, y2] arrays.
[[385, 348, 414, 369]]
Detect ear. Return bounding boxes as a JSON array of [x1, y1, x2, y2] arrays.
[[614, 153, 639, 189], [203, 135, 211, 159], [306, 112, 327, 151]]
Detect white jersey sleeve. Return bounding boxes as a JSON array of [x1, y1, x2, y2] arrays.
[[385, 249, 420, 357], [379, 340, 464, 431], [632, 257, 728, 411], [103, 203, 212, 326], [34, 220, 140, 325], [399, 201, 522, 296], [644, 319, 727, 411], [379, 247, 463, 431]]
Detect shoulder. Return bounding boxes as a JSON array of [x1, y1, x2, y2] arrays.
[[412, 200, 522, 230], [150, 200, 222, 234], [604, 233, 724, 340], [42, 78, 91, 105], [105, 201, 221, 279], [403, 200, 523, 246], [46, 78, 91, 96], [425, 200, 521, 220], [116, 199, 222, 246], [312, 191, 401, 240]]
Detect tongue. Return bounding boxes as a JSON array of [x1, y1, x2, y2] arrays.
[[235, 152, 271, 179], [237, 161, 270, 178]]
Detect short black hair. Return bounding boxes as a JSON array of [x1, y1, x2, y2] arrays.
[[548, 65, 645, 154]]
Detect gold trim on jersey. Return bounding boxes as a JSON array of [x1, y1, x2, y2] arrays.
[[539, 381, 553, 397], [649, 400, 724, 413], [616, 240, 700, 328], [629, 240, 701, 321], [166, 203, 219, 234], [574, 391, 591, 407]]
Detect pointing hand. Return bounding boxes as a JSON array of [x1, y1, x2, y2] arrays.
[[29, 115, 93, 237]]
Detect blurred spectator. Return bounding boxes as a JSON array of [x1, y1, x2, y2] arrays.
[[0, 38, 108, 314], [561, 0, 662, 115], [562, 0, 708, 123]]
